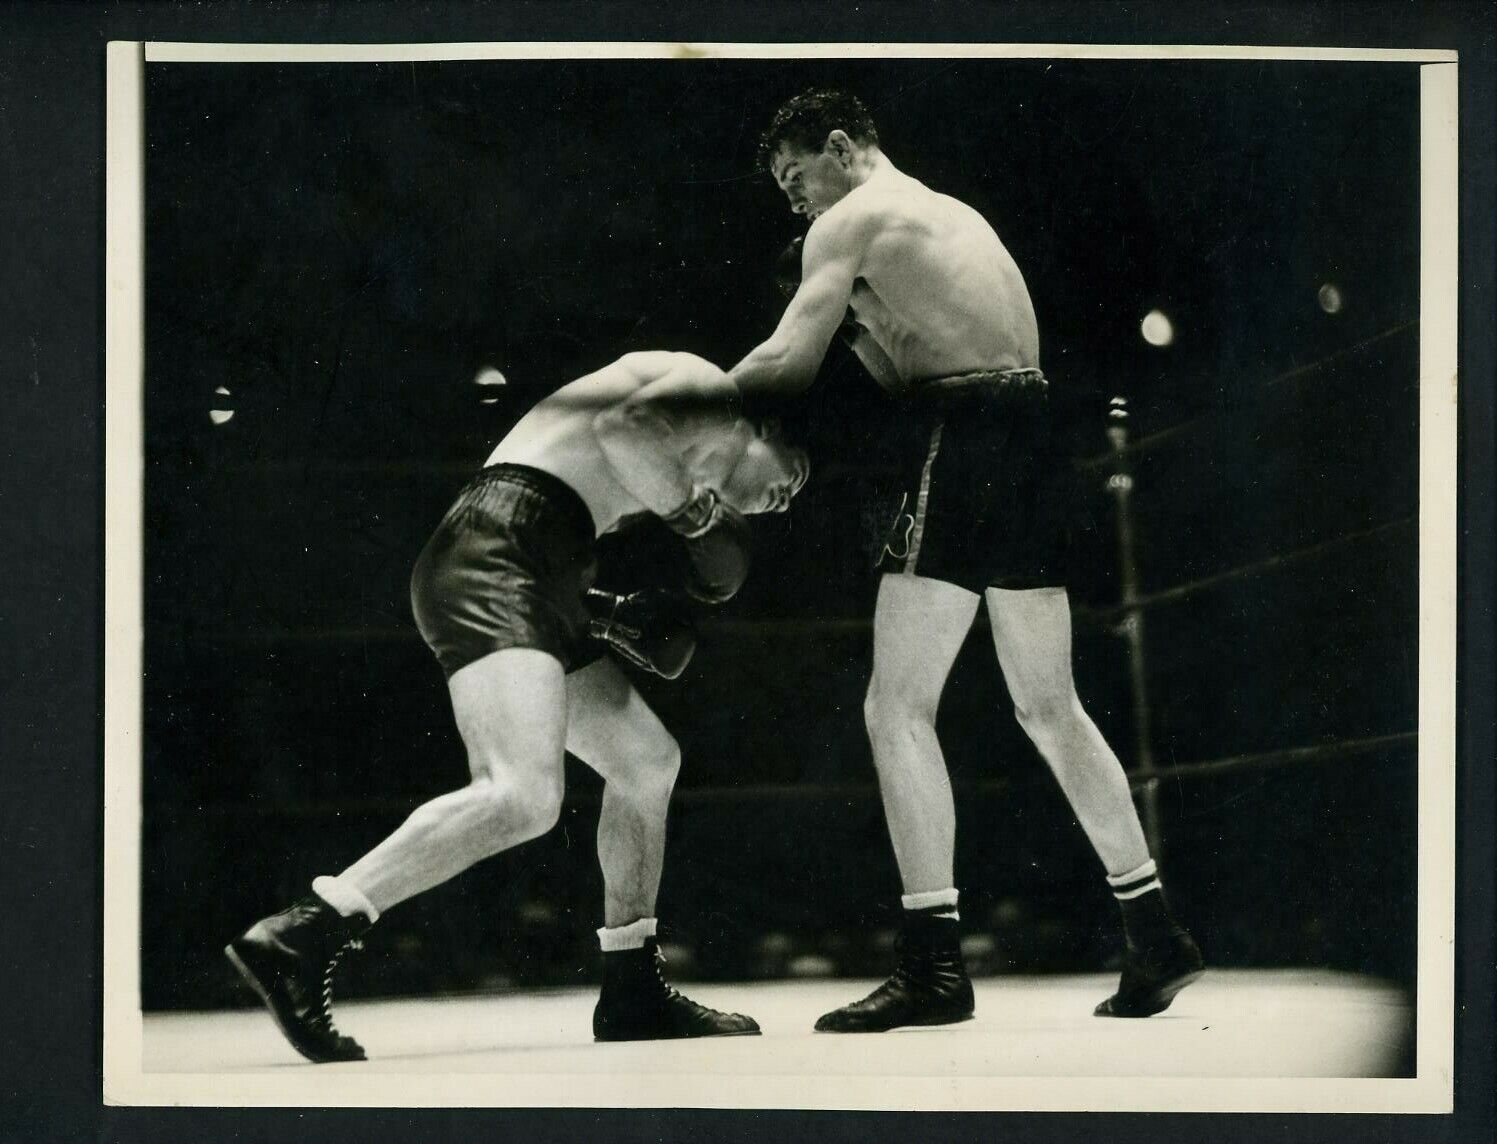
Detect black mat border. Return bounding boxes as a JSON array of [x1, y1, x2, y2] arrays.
[[0, 2, 1489, 1141]]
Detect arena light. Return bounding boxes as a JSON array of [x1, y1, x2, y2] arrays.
[[475, 365, 507, 405], [210, 384, 234, 425], [1318, 283, 1345, 314], [1140, 309, 1174, 347]]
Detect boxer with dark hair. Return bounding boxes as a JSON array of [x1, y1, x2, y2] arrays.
[[226, 351, 808, 1062], [734, 89, 1202, 1031]]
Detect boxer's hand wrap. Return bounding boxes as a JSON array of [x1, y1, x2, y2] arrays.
[[585, 588, 697, 680]]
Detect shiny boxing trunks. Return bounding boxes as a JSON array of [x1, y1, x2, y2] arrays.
[[875, 368, 1070, 592], [410, 464, 600, 678]]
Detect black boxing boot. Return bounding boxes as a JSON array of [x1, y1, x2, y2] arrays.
[[1093, 929, 1204, 1017], [815, 906, 975, 1033], [1094, 860, 1204, 1017], [225, 894, 372, 1062], [593, 937, 761, 1041]]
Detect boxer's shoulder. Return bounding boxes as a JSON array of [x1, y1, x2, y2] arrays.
[[809, 180, 936, 253]]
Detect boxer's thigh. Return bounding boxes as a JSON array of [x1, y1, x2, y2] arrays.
[[868, 573, 981, 714], [447, 646, 570, 783], [563, 656, 677, 785], [983, 586, 1077, 713]]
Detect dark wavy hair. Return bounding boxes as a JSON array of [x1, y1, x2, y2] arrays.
[[756, 89, 880, 168]]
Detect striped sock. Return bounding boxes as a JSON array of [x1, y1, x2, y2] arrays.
[[1108, 859, 1162, 900], [1107, 860, 1174, 947], [902, 887, 960, 921]]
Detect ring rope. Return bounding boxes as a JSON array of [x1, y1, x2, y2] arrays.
[[1077, 515, 1416, 622], [1077, 320, 1419, 469]]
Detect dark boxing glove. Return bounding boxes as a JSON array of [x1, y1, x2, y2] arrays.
[[775, 236, 804, 300], [585, 588, 698, 679], [661, 488, 752, 604]]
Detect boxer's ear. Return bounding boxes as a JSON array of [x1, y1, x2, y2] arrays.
[[825, 129, 853, 164]]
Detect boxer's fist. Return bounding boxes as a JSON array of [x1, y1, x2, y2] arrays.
[[585, 588, 697, 679]]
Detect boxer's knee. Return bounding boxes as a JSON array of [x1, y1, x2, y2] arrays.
[[864, 677, 939, 757], [1012, 687, 1087, 749], [629, 736, 682, 795], [469, 771, 564, 848]]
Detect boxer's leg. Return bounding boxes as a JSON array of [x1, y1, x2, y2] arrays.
[[983, 586, 1149, 874], [863, 573, 981, 893], [334, 647, 569, 912], [224, 647, 569, 1062], [563, 657, 679, 928], [564, 656, 760, 1040], [985, 586, 1202, 1016], [816, 574, 980, 1034]]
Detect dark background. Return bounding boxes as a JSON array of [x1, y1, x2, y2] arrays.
[[141, 57, 1421, 1009]]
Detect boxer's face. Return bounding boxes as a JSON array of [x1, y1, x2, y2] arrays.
[[771, 134, 856, 220], [722, 424, 810, 515]]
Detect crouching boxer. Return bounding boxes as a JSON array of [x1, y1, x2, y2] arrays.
[[226, 350, 808, 1062]]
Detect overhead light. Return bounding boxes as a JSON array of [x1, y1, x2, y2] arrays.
[[1140, 309, 1174, 347], [474, 366, 507, 388]]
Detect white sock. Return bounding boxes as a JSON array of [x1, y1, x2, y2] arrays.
[[1106, 858, 1162, 900], [901, 887, 960, 920], [311, 875, 380, 923], [598, 916, 658, 951]]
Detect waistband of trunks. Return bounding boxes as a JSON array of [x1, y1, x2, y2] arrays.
[[462, 463, 595, 535], [919, 367, 1047, 396], [904, 368, 1047, 413]]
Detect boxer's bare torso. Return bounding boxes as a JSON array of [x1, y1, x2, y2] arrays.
[[730, 150, 1039, 399], [832, 170, 1039, 390]]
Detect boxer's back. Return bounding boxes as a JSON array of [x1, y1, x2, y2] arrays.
[[487, 353, 673, 534], [841, 175, 1039, 386]]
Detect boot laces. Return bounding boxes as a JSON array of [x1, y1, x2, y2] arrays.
[[316, 937, 364, 1035], [648, 945, 685, 1003], [892, 932, 920, 980]]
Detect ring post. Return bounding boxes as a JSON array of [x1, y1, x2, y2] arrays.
[[1105, 397, 1164, 861]]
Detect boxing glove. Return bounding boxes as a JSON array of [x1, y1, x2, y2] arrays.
[[662, 489, 752, 604], [775, 236, 804, 300], [585, 588, 698, 679]]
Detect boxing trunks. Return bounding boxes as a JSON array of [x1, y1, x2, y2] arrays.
[[410, 463, 601, 678], [874, 368, 1070, 592]]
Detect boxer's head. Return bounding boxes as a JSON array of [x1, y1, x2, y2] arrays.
[[720, 419, 810, 515], [758, 89, 880, 220]]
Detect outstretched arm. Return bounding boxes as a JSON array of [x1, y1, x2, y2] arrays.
[[728, 209, 865, 399], [591, 354, 746, 519]]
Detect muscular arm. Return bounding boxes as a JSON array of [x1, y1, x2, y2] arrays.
[[727, 209, 866, 398], [591, 355, 747, 518]]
